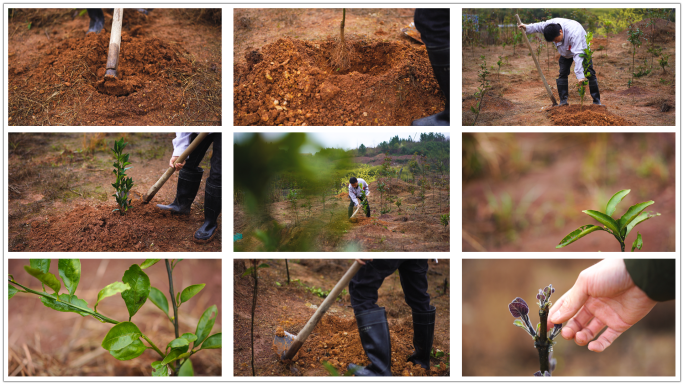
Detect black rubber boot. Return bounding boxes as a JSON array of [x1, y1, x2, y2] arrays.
[[407, 306, 436, 371], [156, 169, 202, 215], [347, 308, 392, 376], [194, 182, 221, 242], [86, 9, 105, 34], [589, 77, 602, 105], [412, 47, 449, 126], [556, 78, 569, 106]]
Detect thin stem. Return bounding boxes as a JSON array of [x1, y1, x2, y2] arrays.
[[142, 334, 166, 361], [535, 308, 550, 374], [285, 259, 290, 285], [8, 280, 119, 324], [166, 260, 180, 375]]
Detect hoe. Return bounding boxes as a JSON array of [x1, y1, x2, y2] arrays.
[[273, 261, 363, 361]]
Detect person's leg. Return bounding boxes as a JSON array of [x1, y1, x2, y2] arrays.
[[364, 199, 371, 218], [157, 133, 213, 214], [195, 133, 222, 242], [412, 9, 449, 126], [86, 9, 105, 34], [348, 260, 400, 376], [584, 60, 601, 105], [398, 260, 436, 371], [556, 56, 573, 106]]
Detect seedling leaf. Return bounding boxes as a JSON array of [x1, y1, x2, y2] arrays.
[[631, 232, 643, 252], [58, 259, 81, 296], [556, 224, 603, 248], [178, 358, 194, 376], [148, 287, 169, 317], [180, 284, 206, 305], [618, 201, 655, 230], [8, 284, 19, 299], [167, 337, 190, 353], [194, 305, 217, 349], [582, 210, 620, 236], [151, 361, 169, 376], [95, 281, 130, 312], [508, 297, 529, 317], [606, 189, 630, 217], [41, 293, 90, 316], [121, 264, 150, 319], [140, 259, 160, 269], [625, 211, 660, 237], [181, 333, 197, 343], [200, 333, 222, 350], [24, 266, 61, 294], [101, 322, 142, 351], [110, 339, 146, 361], [161, 348, 186, 365], [29, 259, 50, 273]]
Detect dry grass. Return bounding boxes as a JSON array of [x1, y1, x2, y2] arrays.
[[172, 8, 222, 26]]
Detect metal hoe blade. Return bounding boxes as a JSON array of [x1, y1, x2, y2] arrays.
[[273, 330, 296, 360]]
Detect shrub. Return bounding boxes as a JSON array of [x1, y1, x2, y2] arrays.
[[111, 137, 134, 215]]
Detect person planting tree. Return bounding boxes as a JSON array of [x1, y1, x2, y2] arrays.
[[157, 133, 222, 243], [347, 259, 437, 376], [518, 18, 602, 106], [348, 177, 371, 219], [411, 9, 450, 126]]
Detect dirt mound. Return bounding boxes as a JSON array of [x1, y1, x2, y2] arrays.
[[616, 86, 652, 97], [15, 199, 221, 252], [546, 105, 635, 126], [296, 314, 447, 376], [8, 9, 221, 126], [233, 37, 444, 126]]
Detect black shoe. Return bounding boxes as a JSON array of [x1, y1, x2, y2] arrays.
[[156, 169, 202, 215], [589, 77, 602, 105], [556, 78, 569, 106], [347, 308, 392, 376], [407, 306, 436, 370], [412, 47, 449, 126], [86, 9, 105, 34], [194, 182, 221, 242]]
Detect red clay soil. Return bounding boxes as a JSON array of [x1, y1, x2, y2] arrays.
[[546, 105, 635, 126], [234, 38, 444, 126], [17, 199, 221, 252], [233, 259, 450, 377], [8, 9, 221, 126]]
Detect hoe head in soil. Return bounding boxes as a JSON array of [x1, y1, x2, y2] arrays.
[[273, 329, 298, 360]]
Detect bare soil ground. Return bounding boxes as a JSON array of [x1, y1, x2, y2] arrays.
[[234, 177, 450, 252], [8, 259, 222, 376], [234, 8, 445, 126], [233, 259, 450, 376], [464, 259, 675, 376], [8, 8, 221, 126], [8, 133, 221, 252], [462, 19, 675, 126], [462, 133, 675, 252]]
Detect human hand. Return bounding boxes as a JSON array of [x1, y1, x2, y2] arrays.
[[517, 23, 527, 31], [578, 78, 587, 84], [547, 259, 657, 352], [355, 259, 373, 265], [169, 156, 185, 171]]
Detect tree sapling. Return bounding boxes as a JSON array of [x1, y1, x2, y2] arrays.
[[556, 189, 660, 252], [509, 284, 563, 376], [111, 137, 134, 215]]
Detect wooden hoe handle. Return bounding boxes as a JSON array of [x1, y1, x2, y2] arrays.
[[515, 14, 558, 106], [105, 8, 124, 79], [142, 132, 210, 203], [281, 261, 363, 360]]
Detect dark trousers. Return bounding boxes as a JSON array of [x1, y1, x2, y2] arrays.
[[349, 260, 430, 314], [414, 9, 450, 49], [559, 56, 596, 80], [183, 133, 222, 189], [348, 196, 370, 218]]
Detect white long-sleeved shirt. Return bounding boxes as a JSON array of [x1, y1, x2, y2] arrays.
[[172, 132, 213, 156], [348, 178, 370, 205], [525, 18, 588, 80]]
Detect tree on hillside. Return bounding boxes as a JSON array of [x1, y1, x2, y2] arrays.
[[358, 143, 367, 156]]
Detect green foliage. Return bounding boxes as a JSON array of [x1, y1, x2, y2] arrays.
[[496, 55, 503, 80], [358, 143, 367, 156], [111, 137, 134, 215], [577, 31, 594, 110], [628, 26, 645, 82], [659, 54, 670, 73], [557, 189, 660, 251], [9, 259, 220, 376], [633, 58, 652, 78], [440, 213, 450, 231]]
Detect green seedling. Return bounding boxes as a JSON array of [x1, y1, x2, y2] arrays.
[[557, 189, 660, 252], [627, 27, 645, 83], [577, 31, 594, 112], [440, 213, 449, 231], [471, 55, 491, 126], [633, 58, 652, 78], [647, 46, 662, 67], [659, 54, 670, 73], [9, 259, 221, 376], [111, 137, 134, 215], [496, 55, 503, 80]]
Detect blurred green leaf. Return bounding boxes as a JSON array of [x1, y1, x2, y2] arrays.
[[631, 233, 643, 252]]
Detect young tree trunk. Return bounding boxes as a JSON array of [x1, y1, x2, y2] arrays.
[[251, 259, 258, 376]]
